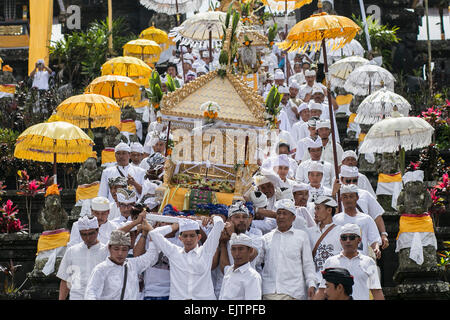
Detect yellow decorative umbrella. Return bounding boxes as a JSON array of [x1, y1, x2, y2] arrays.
[[139, 26, 169, 50], [86, 75, 140, 100], [55, 93, 121, 130], [14, 121, 95, 183], [123, 39, 162, 64], [278, 0, 361, 210], [262, 0, 313, 13], [101, 56, 152, 78]]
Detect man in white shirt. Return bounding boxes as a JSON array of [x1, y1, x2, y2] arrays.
[[30, 59, 52, 91], [340, 150, 375, 197], [106, 177, 128, 221], [149, 215, 225, 300], [68, 197, 118, 247], [295, 137, 335, 188], [85, 223, 159, 300], [129, 142, 144, 168], [320, 267, 355, 300], [219, 233, 262, 300], [249, 176, 278, 235], [294, 118, 318, 162], [98, 142, 145, 203], [298, 69, 326, 102], [332, 185, 382, 258], [290, 103, 311, 142], [314, 223, 385, 300], [292, 182, 316, 228], [306, 196, 342, 283], [257, 199, 317, 300], [305, 162, 333, 204], [110, 188, 137, 227], [332, 165, 389, 250], [57, 216, 109, 300], [302, 119, 343, 165]]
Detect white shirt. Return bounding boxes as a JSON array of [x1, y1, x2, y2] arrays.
[[290, 120, 309, 144], [319, 251, 382, 300], [298, 82, 326, 100], [84, 243, 159, 300], [257, 226, 317, 299], [332, 211, 381, 255], [137, 233, 183, 298], [32, 70, 50, 90], [306, 223, 343, 282], [149, 216, 225, 300], [67, 220, 117, 248], [56, 241, 108, 300], [98, 164, 146, 202], [355, 188, 384, 220], [302, 138, 343, 166], [307, 184, 332, 203], [278, 109, 291, 132], [108, 202, 121, 221], [358, 173, 376, 197], [295, 159, 335, 189], [219, 262, 262, 300]]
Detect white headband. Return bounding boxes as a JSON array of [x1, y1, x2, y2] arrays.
[[78, 216, 99, 231], [179, 219, 200, 233], [274, 198, 296, 214], [340, 184, 359, 194], [340, 165, 359, 178], [308, 161, 324, 173], [315, 195, 338, 208], [342, 150, 358, 160], [340, 223, 361, 237], [230, 233, 257, 251], [316, 120, 331, 129], [130, 142, 144, 154], [91, 196, 110, 211], [292, 183, 309, 193], [115, 142, 131, 153]]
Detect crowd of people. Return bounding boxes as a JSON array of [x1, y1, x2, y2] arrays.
[[54, 38, 389, 301]]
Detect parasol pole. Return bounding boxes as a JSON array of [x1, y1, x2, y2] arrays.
[[164, 121, 171, 157], [424, 0, 433, 97], [284, 0, 290, 84], [209, 29, 213, 71], [322, 39, 341, 212], [108, 0, 113, 54], [53, 140, 57, 185], [358, 0, 372, 52], [174, 0, 186, 81]]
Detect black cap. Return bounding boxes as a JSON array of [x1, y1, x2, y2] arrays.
[[321, 267, 354, 287]]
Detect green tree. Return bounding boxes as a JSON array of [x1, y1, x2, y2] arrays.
[[352, 14, 400, 71], [50, 17, 136, 92]]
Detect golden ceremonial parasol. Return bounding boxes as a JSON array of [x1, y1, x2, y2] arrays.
[[262, 0, 313, 13], [139, 25, 170, 50], [101, 56, 152, 79], [55, 93, 121, 131], [14, 121, 95, 184], [86, 75, 140, 100], [123, 39, 162, 64], [278, 0, 361, 209]]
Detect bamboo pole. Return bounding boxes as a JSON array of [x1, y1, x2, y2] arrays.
[[425, 0, 433, 97]]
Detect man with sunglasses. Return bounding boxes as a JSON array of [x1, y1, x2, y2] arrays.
[[341, 150, 375, 197], [332, 184, 382, 259], [257, 199, 317, 300], [306, 196, 343, 282], [68, 197, 118, 247], [332, 165, 388, 250], [58, 216, 108, 300], [314, 223, 384, 300]]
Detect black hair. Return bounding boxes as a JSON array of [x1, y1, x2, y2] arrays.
[[331, 282, 353, 297], [131, 203, 149, 218], [277, 142, 290, 152], [180, 230, 201, 236], [330, 207, 336, 216], [167, 62, 178, 74], [302, 61, 311, 66]]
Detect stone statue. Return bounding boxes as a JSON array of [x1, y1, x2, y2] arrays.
[[397, 178, 432, 215], [149, 13, 176, 33], [103, 126, 121, 148], [119, 106, 139, 144], [38, 191, 68, 231], [393, 171, 448, 299], [76, 157, 103, 186], [121, 105, 137, 121]]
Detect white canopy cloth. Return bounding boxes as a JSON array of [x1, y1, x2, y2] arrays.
[[169, 11, 231, 48], [139, 0, 202, 15], [354, 88, 412, 124], [359, 112, 434, 154], [328, 56, 369, 89], [319, 39, 365, 64], [344, 64, 396, 96]]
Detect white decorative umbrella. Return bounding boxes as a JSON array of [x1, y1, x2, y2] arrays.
[[328, 56, 369, 89], [139, 0, 202, 15], [344, 64, 396, 96], [359, 111, 434, 154], [319, 39, 365, 64], [354, 88, 412, 124], [169, 11, 229, 49]]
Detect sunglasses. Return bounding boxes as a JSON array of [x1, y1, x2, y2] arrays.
[[343, 178, 358, 184], [340, 235, 359, 241]]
